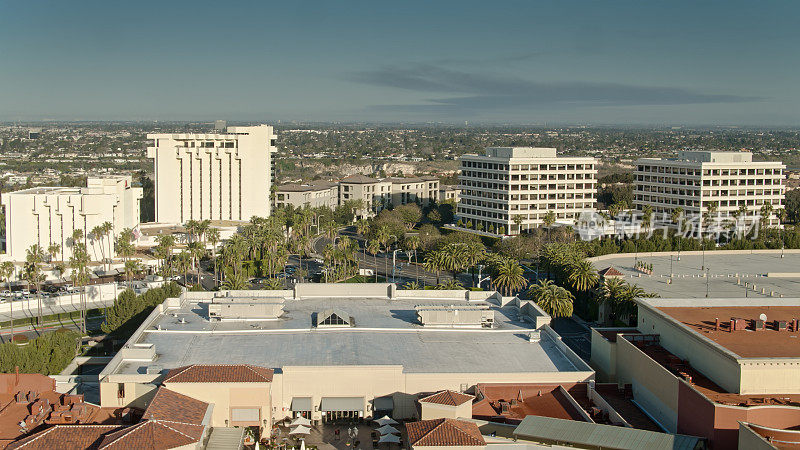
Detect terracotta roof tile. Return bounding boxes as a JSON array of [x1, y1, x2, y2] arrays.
[[6, 425, 123, 450], [419, 390, 474, 406], [97, 420, 204, 449], [406, 418, 485, 447], [598, 266, 624, 277], [98, 388, 210, 449], [143, 388, 209, 424], [163, 364, 274, 383]]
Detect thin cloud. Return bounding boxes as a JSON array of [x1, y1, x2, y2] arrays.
[[350, 64, 762, 113]]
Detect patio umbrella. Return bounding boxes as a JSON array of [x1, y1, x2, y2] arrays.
[[374, 415, 398, 426], [377, 425, 400, 435], [379, 434, 401, 444], [290, 425, 311, 435], [290, 417, 312, 427]]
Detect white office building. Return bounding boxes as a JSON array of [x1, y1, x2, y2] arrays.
[[634, 151, 785, 226], [147, 125, 277, 224], [458, 147, 597, 235], [2, 175, 142, 262]]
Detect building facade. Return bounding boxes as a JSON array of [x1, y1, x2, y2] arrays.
[[274, 181, 339, 209], [458, 147, 597, 235], [2, 175, 142, 261], [275, 175, 440, 218], [147, 124, 277, 224], [634, 151, 785, 227]]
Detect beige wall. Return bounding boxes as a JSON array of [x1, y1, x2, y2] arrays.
[[738, 423, 780, 450], [616, 338, 679, 432], [164, 382, 272, 430], [420, 402, 472, 420], [589, 328, 619, 382], [638, 304, 742, 394], [100, 373, 161, 409], [739, 358, 800, 395]]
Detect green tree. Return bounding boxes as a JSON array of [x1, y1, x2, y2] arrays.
[[490, 258, 527, 296], [0, 262, 16, 341], [529, 279, 574, 318], [24, 245, 46, 326], [566, 259, 599, 292]]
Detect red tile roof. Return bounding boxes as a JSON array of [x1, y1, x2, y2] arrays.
[[97, 420, 205, 449], [143, 388, 209, 424], [98, 388, 209, 449], [419, 390, 474, 407], [5, 425, 123, 449], [598, 266, 624, 277], [163, 364, 274, 383], [406, 418, 485, 447]]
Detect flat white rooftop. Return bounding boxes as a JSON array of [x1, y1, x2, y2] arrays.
[[111, 295, 586, 376]]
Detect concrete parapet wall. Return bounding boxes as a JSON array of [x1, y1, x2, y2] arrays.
[[294, 283, 394, 298]]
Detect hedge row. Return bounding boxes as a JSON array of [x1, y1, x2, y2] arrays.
[[100, 282, 181, 338], [0, 328, 81, 374]]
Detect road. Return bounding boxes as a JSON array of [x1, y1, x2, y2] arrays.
[[0, 316, 105, 343]]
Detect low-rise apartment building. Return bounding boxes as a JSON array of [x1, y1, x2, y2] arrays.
[[274, 180, 339, 209], [634, 151, 785, 227], [2, 175, 142, 261], [275, 175, 440, 217], [458, 147, 597, 235]]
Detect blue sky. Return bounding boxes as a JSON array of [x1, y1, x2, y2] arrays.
[[0, 0, 798, 125]]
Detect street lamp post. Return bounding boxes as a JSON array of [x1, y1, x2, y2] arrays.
[[705, 267, 710, 298], [391, 249, 402, 283]]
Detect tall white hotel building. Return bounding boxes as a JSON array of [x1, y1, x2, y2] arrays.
[[457, 147, 598, 235], [147, 125, 277, 224], [634, 151, 785, 227]]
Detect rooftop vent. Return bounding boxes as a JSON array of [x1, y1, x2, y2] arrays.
[[315, 309, 353, 328]]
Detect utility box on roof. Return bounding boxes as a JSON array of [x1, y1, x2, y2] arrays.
[[208, 297, 284, 321], [415, 303, 494, 328]]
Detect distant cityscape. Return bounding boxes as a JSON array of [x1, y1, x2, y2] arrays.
[[1, 121, 799, 450]]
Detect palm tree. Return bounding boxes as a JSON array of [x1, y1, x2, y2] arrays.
[[403, 281, 422, 290], [0, 262, 15, 341], [101, 221, 114, 270], [188, 241, 205, 286], [356, 219, 370, 237], [124, 259, 141, 289], [404, 235, 421, 285], [641, 206, 653, 236], [155, 234, 176, 278], [423, 250, 444, 285], [68, 241, 90, 334], [491, 258, 527, 296], [220, 268, 250, 290], [760, 202, 774, 230], [438, 244, 465, 281], [376, 226, 393, 279], [47, 242, 61, 264], [206, 227, 221, 287], [529, 279, 574, 318], [176, 251, 191, 285], [435, 279, 464, 290], [90, 225, 105, 269], [567, 259, 599, 292], [24, 244, 46, 325], [462, 241, 486, 287], [512, 214, 524, 235], [542, 210, 556, 242], [367, 240, 381, 282]]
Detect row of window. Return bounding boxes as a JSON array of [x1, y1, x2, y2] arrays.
[[637, 165, 782, 177], [181, 140, 237, 148], [460, 161, 595, 171]]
